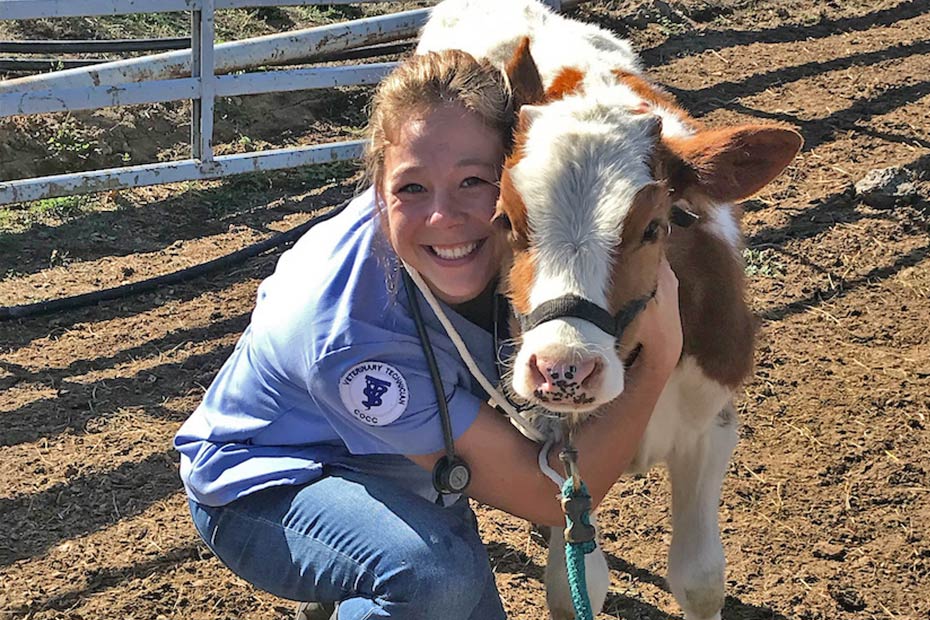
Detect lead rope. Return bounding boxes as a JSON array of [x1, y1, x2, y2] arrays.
[[559, 425, 597, 620]]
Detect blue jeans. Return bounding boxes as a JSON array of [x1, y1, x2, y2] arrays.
[[189, 466, 506, 619]]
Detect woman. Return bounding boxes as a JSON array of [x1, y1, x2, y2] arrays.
[[175, 49, 682, 619]]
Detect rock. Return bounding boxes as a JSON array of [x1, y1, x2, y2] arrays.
[[812, 540, 846, 561], [854, 166, 921, 208], [896, 181, 920, 200]]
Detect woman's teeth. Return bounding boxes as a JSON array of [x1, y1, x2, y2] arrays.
[[431, 241, 478, 260]]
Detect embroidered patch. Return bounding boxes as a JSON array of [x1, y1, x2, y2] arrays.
[[338, 361, 409, 426]]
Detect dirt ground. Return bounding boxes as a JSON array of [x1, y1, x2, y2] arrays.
[[2, 0, 929, 618]]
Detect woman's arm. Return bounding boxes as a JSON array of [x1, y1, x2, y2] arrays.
[[407, 258, 682, 526]]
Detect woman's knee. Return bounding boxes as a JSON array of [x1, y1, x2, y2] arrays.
[[375, 520, 494, 615]]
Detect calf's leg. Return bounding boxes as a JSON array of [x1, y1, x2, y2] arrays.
[[666, 404, 739, 620], [545, 519, 609, 620]]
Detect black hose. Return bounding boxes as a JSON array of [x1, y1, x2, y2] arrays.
[[0, 58, 105, 72], [0, 38, 191, 54], [302, 41, 413, 63], [0, 198, 351, 322]]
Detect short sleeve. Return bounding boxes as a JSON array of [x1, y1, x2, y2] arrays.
[[306, 337, 482, 456]]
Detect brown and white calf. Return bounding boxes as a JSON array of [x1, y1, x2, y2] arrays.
[[419, 2, 802, 619]]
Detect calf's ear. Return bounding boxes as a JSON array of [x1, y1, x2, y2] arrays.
[[505, 37, 546, 109], [665, 126, 803, 203]]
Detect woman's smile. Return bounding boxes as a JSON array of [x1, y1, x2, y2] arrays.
[[426, 238, 485, 262]]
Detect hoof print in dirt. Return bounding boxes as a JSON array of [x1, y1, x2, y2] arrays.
[[827, 584, 867, 612]]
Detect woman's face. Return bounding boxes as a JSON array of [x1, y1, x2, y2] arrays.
[[381, 105, 506, 305]]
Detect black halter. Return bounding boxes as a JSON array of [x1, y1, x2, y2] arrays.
[[515, 204, 698, 339], [517, 290, 655, 339]]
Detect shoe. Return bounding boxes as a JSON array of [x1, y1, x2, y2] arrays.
[[294, 601, 337, 620]]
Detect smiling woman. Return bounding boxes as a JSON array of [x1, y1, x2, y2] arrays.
[[366, 49, 514, 307], [173, 47, 683, 620]]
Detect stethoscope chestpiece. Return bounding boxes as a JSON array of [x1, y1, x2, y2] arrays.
[[433, 455, 471, 495]]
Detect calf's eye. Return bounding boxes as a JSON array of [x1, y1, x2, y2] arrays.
[[492, 211, 512, 231], [642, 220, 661, 243]]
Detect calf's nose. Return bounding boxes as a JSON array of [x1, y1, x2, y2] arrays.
[[530, 355, 598, 394]]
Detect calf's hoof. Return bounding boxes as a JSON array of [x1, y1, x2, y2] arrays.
[[681, 584, 724, 620]]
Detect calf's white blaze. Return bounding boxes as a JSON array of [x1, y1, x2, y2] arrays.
[[507, 95, 658, 409]]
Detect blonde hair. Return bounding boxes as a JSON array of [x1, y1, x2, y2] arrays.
[[364, 49, 514, 192]]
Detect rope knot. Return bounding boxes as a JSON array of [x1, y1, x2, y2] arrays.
[[560, 478, 596, 547]]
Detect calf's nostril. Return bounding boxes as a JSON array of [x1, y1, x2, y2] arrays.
[[528, 354, 548, 387], [571, 358, 597, 385]]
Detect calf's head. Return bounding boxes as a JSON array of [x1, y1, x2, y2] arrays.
[[496, 42, 802, 417]]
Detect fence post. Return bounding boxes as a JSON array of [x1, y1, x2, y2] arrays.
[[191, 0, 216, 167]]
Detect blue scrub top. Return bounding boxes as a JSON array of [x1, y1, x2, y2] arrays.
[[174, 188, 500, 506]]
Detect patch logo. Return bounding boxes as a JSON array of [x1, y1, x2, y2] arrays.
[[338, 362, 408, 426]]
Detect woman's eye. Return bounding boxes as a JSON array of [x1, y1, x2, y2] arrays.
[[461, 176, 485, 188], [398, 183, 426, 194]]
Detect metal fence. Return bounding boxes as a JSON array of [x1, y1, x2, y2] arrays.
[[0, 0, 572, 206], [0, 0, 433, 206]]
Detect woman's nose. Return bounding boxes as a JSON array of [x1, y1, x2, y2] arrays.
[[427, 193, 465, 226]]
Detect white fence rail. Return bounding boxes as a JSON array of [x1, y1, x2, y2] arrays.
[[0, 9, 429, 95], [0, 0, 571, 206]]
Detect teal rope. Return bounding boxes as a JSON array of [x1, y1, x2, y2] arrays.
[[561, 477, 597, 620]]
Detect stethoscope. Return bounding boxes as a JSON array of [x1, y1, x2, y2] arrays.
[[402, 267, 541, 501], [400, 261, 557, 502], [402, 269, 474, 500]]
